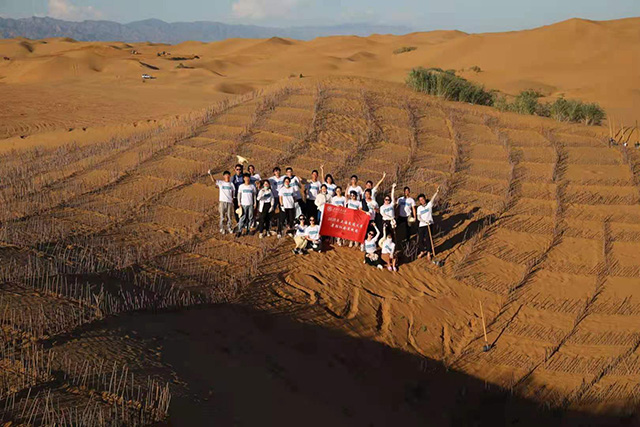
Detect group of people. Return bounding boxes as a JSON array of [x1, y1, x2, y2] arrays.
[[209, 163, 440, 271]]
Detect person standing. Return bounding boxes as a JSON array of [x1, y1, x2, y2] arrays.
[[380, 183, 397, 234], [257, 180, 275, 238], [330, 187, 346, 247], [305, 169, 322, 221], [236, 173, 257, 237], [231, 163, 244, 220], [248, 164, 261, 184], [417, 187, 440, 260], [269, 167, 285, 233], [279, 176, 296, 236], [210, 169, 235, 235], [346, 190, 361, 248], [396, 186, 416, 244], [315, 184, 331, 222], [285, 167, 304, 217], [346, 175, 363, 200], [364, 172, 386, 200]]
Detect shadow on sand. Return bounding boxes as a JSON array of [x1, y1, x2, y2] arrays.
[[84, 303, 634, 427]]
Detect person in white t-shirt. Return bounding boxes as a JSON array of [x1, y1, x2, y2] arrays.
[[305, 169, 322, 220], [248, 164, 261, 185], [346, 175, 363, 200], [315, 184, 332, 222], [380, 183, 397, 232], [210, 169, 235, 235], [364, 172, 386, 200], [305, 215, 322, 252], [236, 173, 257, 237], [329, 186, 346, 247], [363, 189, 379, 223], [292, 215, 309, 255], [285, 167, 304, 217], [279, 176, 296, 236], [319, 165, 337, 198], [331, 187, 346, 208], [381, 225, 397, 272], [396, 186, 417, 244], [361, 188, 379, 252], [257, 180, 275, 238], [417, 186, 440, 260], [346, 191, 361, 248], [363, 224, 383, 270], [269, 167, 285, 234], [324, 174, 337, 197]]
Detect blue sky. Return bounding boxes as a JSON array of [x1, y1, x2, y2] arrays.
[[1, 0, 639, 32]]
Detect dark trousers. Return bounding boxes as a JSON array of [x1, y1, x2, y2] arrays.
[[397, 216, 409, 244], [258, 203, 272, 233], [283, 208, 295, 232], [418, 225, 433, 254], [364, 254, 381, 267], [306, 200, 318, 221]]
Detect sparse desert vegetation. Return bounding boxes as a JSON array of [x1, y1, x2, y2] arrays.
[[406, 67, 495, 106], [495, 90, 606, 125], [393, 46, 417, 54]]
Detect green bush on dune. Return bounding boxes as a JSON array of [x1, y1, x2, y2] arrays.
[[407, 68, 605, 126], [393, 46, 417, 54], [406, 67, 495, 106]]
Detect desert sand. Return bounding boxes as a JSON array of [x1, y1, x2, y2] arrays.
[[1, 17, 640, 426]]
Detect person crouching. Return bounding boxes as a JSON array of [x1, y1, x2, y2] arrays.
[[293, 215, 309, 255], [363, 224, 383, 270]]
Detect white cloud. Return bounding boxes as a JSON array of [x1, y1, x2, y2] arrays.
[[48, 0, 103, 21], [232, 0, 300, 20]]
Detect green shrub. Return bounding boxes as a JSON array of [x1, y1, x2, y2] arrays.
[[581, 102, 606, 126], [393, 46, 417, 55], [511, 90, 544, 115], [406, 67, 495, 106]]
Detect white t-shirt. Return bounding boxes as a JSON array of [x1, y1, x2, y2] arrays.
[[295, 224, 308, 237], [269, 175, 285, 197], [279, 186, 296, 209], [380, 203, 395, 220], [347, 199, 361, 210], [417, 201, 435, 227], [257, 189, 274, 212], [237, 183, 256, 206], [364, 236, 379, 254], [347, 185, 363, 200], [251, 173, 261, 182], [306, 225, 320, 242], [216, 180, 235, 203], [382, 239, 396, 255], [332, 196, 346, 207], [306, 180, 322, 201], [324, 182, 337, 197], [288, 176, 302, 200], [365, 199, 378, 221], [397, 196, 415, 218]]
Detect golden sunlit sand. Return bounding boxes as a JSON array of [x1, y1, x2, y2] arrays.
[[1, 16, 640, 426]]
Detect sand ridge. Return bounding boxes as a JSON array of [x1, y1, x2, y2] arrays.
[[1, 16, 639, 142], [1, 75, 640, 423]]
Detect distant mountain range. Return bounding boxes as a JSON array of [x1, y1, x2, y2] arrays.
[[0, 17, 413, 43]]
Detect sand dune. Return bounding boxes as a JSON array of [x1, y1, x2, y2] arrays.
[[1, 16, 640, 426], [1, 16, 638, 139]]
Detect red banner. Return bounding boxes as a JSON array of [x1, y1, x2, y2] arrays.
[[320, 204, 370, 243]]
